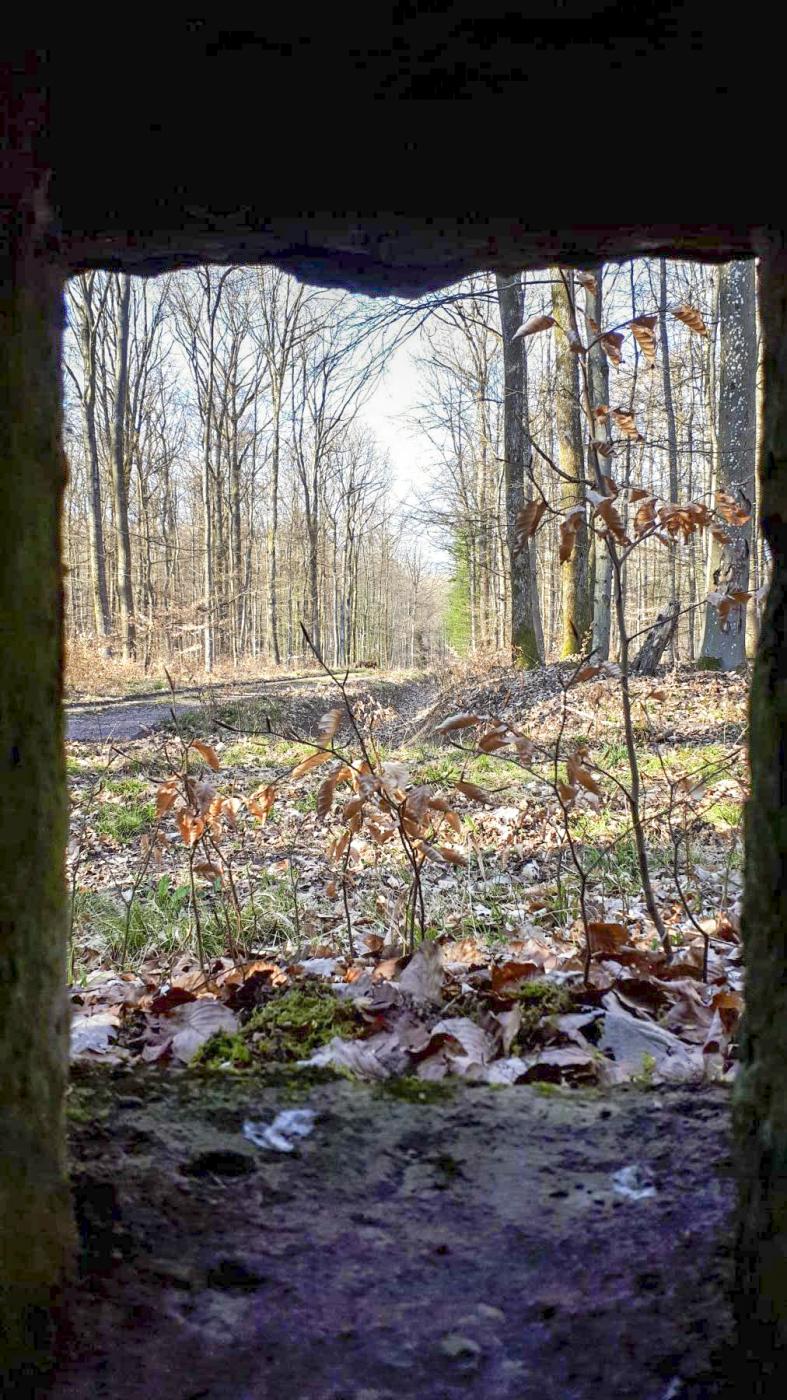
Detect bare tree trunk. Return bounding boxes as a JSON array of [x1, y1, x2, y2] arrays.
[[307, 514, 320, 656], [255, 271, 312, 664], [110, 274, 136, 660], [686, 418, 698, 659], [553, 270, 592, 655], [71, 275, 112, 643], [496, 272, 541, 665], [88, 408, 112, 643], [585, 267, 612, 659], [213, 433, 227, 661], [659, 258, 680, 658], [137, 472, 155, 670], [747, 284, 765, 657], [267, 387, 282, 663], [699, 261, 756, 669], [704, 269, 722, 596], [529, 537, 544, 659], [202, 409, 214, 672], [475, 392, 494, 647], [230, 425, 242, 664]]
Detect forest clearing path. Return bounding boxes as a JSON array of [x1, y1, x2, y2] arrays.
[[65, 668, 441, 744], [51, 1073, 733, 1400]]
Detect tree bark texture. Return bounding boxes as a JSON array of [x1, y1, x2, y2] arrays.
[[700, 260, 756, 669], [0, 175, 74, 1377], [110, 273, 136, 660], [631, 599, 679, 676], [659, 258, 680, 658], [585, 267, 613, 661], [734, 237, 787, 1395], [553, 272, 592, 655], [496, 272, 540, 666], [72, 275, 112, 640]]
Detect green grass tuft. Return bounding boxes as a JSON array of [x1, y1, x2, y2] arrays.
[[95, 799, 155, 843]]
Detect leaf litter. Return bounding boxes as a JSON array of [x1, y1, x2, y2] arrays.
[[67, 664, 747, 1091]]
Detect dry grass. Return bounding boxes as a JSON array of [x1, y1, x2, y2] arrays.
[[66, 663, 748, 990]]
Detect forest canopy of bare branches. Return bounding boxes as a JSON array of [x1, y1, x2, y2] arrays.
[[63, 257, 761, 680]]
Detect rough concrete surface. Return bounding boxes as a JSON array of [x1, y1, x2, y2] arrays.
[[46, 1073, 734, 1400]]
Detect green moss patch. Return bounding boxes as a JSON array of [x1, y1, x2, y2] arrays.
[[193, 1032, 255, 1070], [246, 984, 363, 1060], [194, 984, 366, 1072], [514, 979, 574, 1045], [377, 1076, 456, 1104]]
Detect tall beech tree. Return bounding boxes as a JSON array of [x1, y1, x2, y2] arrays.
[[496, 271, 541, 665], [699, 260, 757, 669], [65, 273, 112, 643], [584, 266, 612, 660], [659, 257, 680, 655], [108, 274, 136, 660], [254, 268, 313, 665], [552, 270, 592, 655]]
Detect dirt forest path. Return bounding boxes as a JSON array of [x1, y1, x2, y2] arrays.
[[65, 669, 442, 745], [51, 1075, 733, 1400]]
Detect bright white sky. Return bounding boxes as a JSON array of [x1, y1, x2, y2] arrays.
[[358, 337, 455, 571], [356, 337, 427, 506]]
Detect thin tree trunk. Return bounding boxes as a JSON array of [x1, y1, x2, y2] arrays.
[[529, 537, 544, 659], [659, 258, 680, 658], [230, 427, 242, 664], [137, 472, 155, 670], [747, 281, 765, 656], [585, 267, 613, 659], [86, 394, 112, 642], [111, 274, 136, 660], [686, 418, 698, 659], [268, 387, 282, 663], [475, 395, 493, 647], [199, 273, 225, 673], [496, 272, 541, 665], [704, 270, 722, 595], [202, 418, 214, 672], [74, 277, 112, 643], [553, 270, 592, 655], [699, 261, 756, 669], [307, 516, 320, 656]]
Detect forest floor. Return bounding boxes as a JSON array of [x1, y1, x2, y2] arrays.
[[53, 659, 750, 1398]]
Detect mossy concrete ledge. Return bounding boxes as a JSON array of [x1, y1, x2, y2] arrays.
[[0, 212, 75, 1377]]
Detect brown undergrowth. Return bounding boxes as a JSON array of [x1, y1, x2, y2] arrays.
[[67, 661, 748, 1090]]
